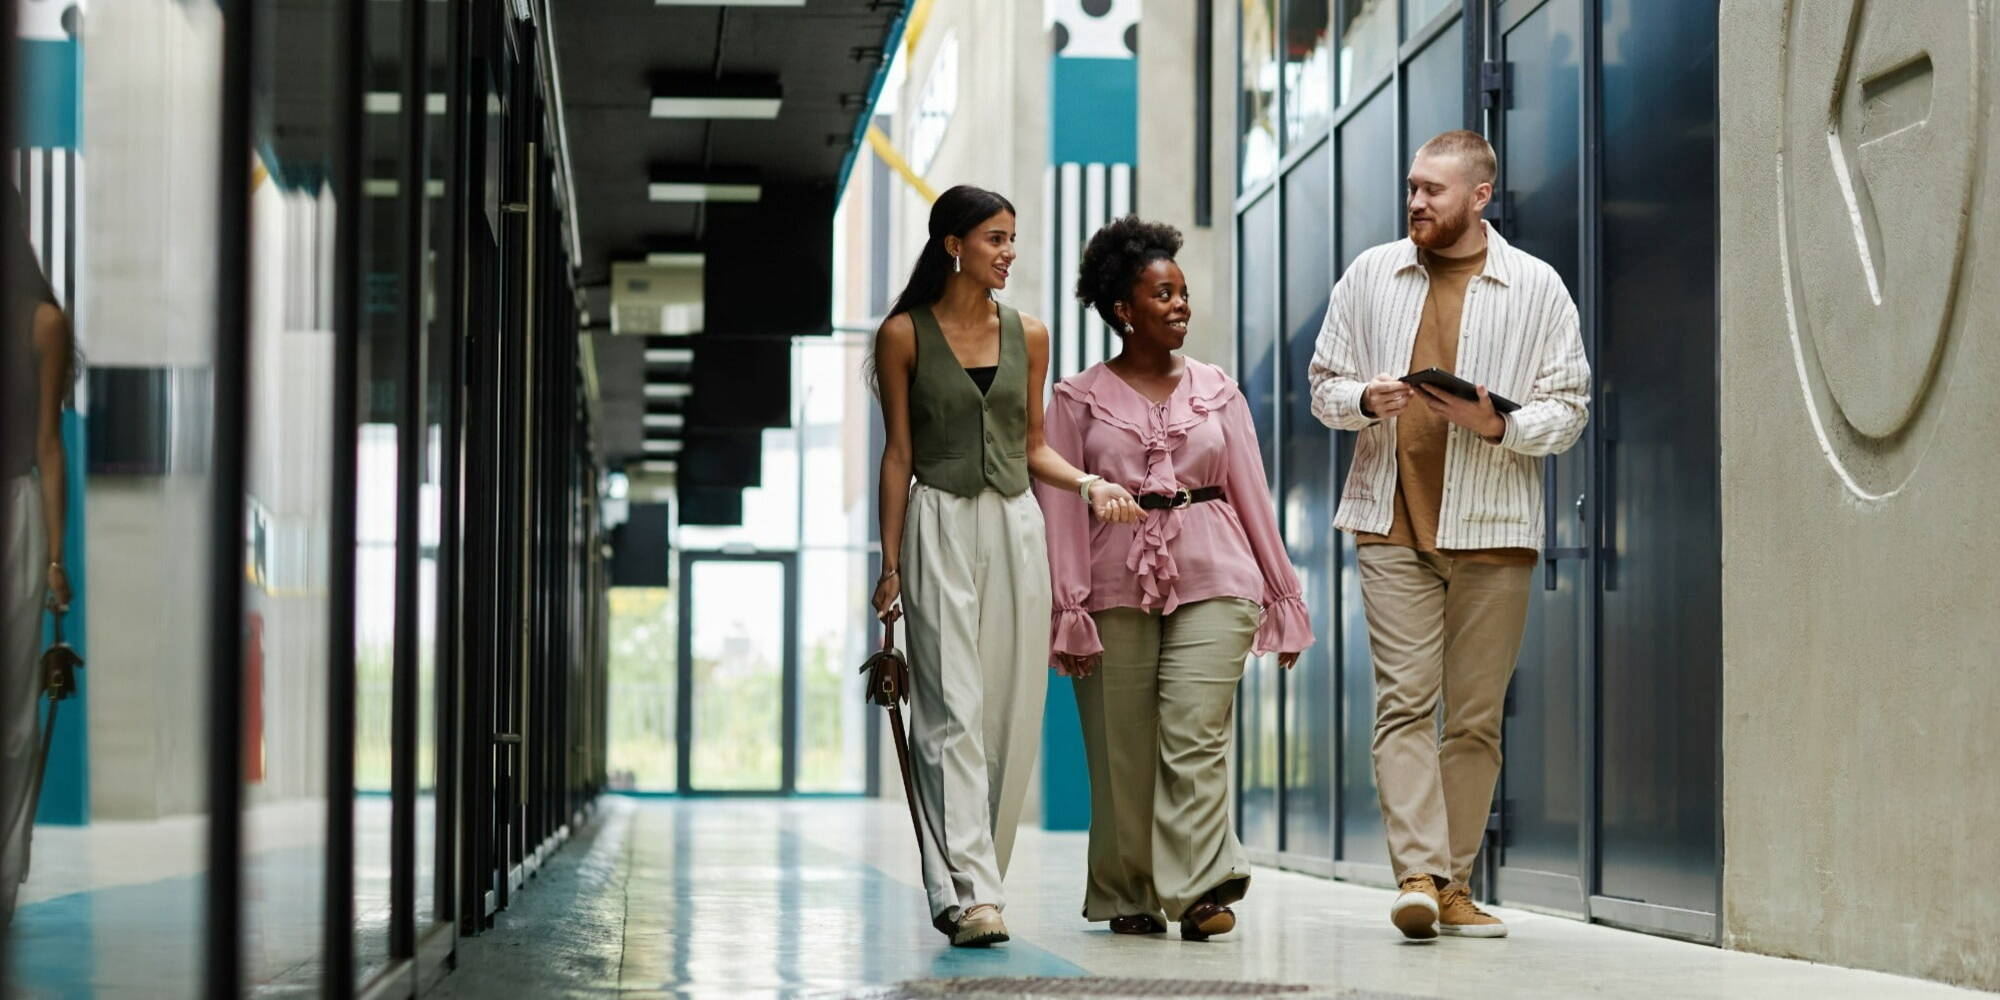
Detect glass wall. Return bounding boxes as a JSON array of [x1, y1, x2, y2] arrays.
[[1235, 194, 1280, 853], [1240, 0, 1280, 190], [4, 1, 221, 994], [1233, 0, 1725, 938], [4, 0, 611, 993], [1236, 0, 1468, 880], [1282, 1, 1332, 148], [244, 0, 341, 987]]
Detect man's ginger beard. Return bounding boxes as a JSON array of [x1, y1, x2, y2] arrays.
[[1409, 197, 1479, 251]]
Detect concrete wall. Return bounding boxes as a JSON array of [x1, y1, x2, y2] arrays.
[[889, 1, 1049, 327], [1137, 0, 1235, 376], [1718, 0, 2000, 990]]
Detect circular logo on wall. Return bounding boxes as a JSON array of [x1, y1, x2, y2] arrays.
[[1777, 0, 1987, 499]]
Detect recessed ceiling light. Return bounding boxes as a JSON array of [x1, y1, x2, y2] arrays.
[[644, 440, 685, 455], [364, 92, 448, 115], [644, 383, 694, 400], [646, 252, 705, 268], [649, 181, 761, 203], [635, 460, 678, 475], [643, 413, 686, 430], [651, 96, 782, 120], [645, 348, 695, 364]]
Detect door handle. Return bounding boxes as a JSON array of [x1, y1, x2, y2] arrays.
[[1542, 459, 1585, 590], [1600, 390, 1619, 592]]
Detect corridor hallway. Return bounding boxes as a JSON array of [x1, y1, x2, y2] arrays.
[[434, 799, 1978, 1000]]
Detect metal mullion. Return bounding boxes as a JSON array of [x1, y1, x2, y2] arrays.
[[674, 552, 695, 794], [1234, 59, 1394, 216], [1327, 93, 1347, 862], [207, 0, 257, 994], [1578, 0, 1606, 927], [435, 0, 472, 936], [1499, 0, 1555, 35], [1270, 161, 1288, 853], [1397, 3, 1462, 62], [1330, 65, 1397, 131], [1273, 129, 1333, 186], [389, 0, 429, 963]]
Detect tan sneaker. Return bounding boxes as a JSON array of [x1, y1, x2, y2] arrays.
[[951, 904, 1009, 948], [1438, 883, 1507, 938], [1391, 874, 1441, 941]]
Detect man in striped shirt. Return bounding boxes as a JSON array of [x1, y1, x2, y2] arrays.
[[1307, 130, 1590, 943]]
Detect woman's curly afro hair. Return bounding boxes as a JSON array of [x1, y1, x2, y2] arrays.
[[1074, 215, 1183, 334]]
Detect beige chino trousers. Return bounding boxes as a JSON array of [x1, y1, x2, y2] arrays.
[[900, 484, 1050, 933], [1357, 545, 1531, 886], [1073, 597, 1258, 923]]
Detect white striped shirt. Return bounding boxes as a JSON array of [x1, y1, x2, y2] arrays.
[[1308, 223, 1590, 552]]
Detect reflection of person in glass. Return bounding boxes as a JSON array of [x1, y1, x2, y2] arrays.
[[3, 190, 74, 922], [1038, 217, 1312, 941], [869, 185, 1139, 948]]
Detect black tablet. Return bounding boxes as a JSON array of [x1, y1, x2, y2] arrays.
[[1400, 368, 1522, 413]]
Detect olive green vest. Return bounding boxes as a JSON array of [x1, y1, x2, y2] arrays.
[[907, 303, 1030, 498]]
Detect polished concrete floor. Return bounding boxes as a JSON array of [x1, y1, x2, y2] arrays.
[[9, 797, 418, 997], [435, 798, 1984, 1000]]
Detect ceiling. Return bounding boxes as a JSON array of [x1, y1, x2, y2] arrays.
[[550, 1, 903, 504]]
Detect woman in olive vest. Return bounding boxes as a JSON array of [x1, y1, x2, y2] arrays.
[[871, 185, 1139, 947]]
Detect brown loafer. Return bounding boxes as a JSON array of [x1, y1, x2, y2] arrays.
[[1109, 914, 1167, 935], [1179, 901, 1236, 941]]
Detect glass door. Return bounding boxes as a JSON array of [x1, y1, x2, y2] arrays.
[[676, 554, 798, 793], [1489, 0, 1593, 917]]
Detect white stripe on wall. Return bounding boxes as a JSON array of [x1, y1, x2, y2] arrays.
[[1046, 160, 1137, 380], [1059, 162, 1083, 377]]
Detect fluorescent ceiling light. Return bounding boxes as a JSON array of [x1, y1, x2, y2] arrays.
[[645, 348, 695, 365], [644, 440, 685, 455], [635, 460, 678, 475], [364, 179, 448, 199], [644, 383, 694, 400], [643, 413, 686, 430], [646, 252, 705, 268], [652, 95, 782, 120], [656, 0, 803, 6], [649, 181, 761, 203], [365, 92, 449, 115]]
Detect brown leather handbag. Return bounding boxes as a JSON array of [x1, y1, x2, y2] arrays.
[[860, 614, 925, 851]]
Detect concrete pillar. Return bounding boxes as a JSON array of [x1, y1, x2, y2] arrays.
[[1138, 0, 1236, 374]]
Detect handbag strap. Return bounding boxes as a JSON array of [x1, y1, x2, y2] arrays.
[[881, 615, 897, 652]]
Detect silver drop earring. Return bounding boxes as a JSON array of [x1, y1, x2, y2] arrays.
[[1123, 323, 1134, 335], [952, 254, 961, 274]]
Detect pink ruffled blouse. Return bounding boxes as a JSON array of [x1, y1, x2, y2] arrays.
[[1035, 359, 1314, 658]]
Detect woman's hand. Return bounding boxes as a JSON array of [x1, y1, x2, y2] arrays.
[[1278, 652, 1300, 670], [1054, 652, 1100, 678], [871, 569, 902, 623], [1088, 481, 1142, 524], [46, 561, 71, 613]]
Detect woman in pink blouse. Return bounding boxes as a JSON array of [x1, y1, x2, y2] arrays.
[[1036, 217, 1313, 941]]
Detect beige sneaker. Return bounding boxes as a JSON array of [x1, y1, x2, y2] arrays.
[[1391, 874, 1441, 941], [1438, 883, 1507, 938], [951, 904, 1009, 948]]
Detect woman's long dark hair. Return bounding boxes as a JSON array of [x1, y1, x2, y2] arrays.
[[869, 185, 1015, 394], [886, 184, 1015, 318]]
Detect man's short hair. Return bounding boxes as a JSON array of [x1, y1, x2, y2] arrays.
[[1416, 130, 1497, 186]]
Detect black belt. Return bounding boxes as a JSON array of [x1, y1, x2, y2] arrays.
[[1137, 486, 1225, 511]]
